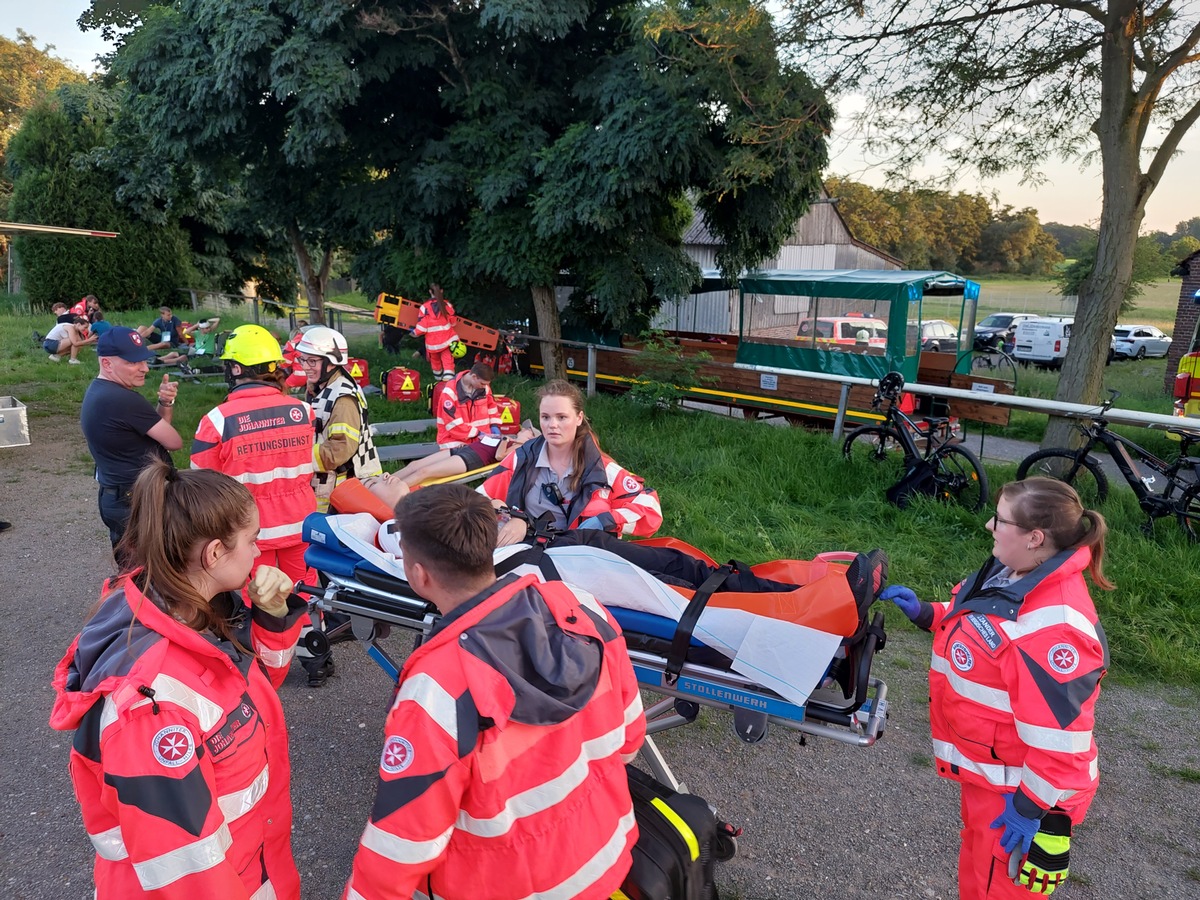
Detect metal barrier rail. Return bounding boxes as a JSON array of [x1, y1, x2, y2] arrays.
[[516, 331, 1200, 438]]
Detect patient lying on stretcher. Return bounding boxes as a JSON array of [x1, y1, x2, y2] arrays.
[[338, 473, 888, 638]]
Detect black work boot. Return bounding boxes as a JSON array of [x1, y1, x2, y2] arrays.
[[301, 654, 335, 687]]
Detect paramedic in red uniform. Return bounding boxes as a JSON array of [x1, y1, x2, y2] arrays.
[[435, 360, 501, 451], [881, 477, 1111, 898], [413, 282, 460, 382], [191, 324, 316, 587], [342, 484, 645, 900], [50, 461, 307, 899], [478, 380, 825, 593]]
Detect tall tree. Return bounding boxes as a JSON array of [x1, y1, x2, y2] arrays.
[[359, 0, 832, 377], [7, 82, 192, 308], [90, 0, 831, 371], [786, 1, 1200, 446], [0, 31, 86, 280], [107, 0, 382, 322]]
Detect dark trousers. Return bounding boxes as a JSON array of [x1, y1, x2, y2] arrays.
[[550, 530, 795, 593], [97, 484, 134, 548]]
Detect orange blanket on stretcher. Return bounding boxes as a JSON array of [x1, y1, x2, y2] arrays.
[[328, 479, 864, 639]]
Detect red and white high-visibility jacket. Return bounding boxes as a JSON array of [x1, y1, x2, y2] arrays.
[[413, 299, 459, 352], [190, 383, 317, 550], [916, 547, 1108, 822], [435, 372, 500, 448], [480, 436, 663, 537], [343, 574, 645, 900], [49, 574, 307, 899]]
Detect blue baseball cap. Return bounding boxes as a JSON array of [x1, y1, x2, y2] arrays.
[[97, 327, 157, 362]]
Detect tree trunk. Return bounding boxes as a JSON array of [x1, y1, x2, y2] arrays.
[[287, 222, 329, 325], [531, 283, 564, 381], [1043, 4, 1149, 450]]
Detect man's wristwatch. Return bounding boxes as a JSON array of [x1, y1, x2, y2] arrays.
[[157, 399, 174, 407]]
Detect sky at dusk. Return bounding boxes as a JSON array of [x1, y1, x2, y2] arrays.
[[9, 3, 1197, 234]]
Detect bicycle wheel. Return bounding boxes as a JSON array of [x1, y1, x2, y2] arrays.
[[843, 426, 906, 467], [1015, 449, 1109, 506], [967, 349, 1018, 384], [932, 444, 988, 512], [1177, 482, 1200, 541]]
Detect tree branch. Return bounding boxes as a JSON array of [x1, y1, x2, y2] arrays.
[[1145, 95, 1200, 190]]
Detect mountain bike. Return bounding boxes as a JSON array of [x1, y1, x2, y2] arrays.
[[1015, 390, 1200, 539], [843, 371, 989, 512]]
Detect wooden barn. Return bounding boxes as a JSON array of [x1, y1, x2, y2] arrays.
[[652, 186, 903, 334]]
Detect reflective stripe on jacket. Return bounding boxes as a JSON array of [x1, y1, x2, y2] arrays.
[[435, 373, 500, 448], [310, 374, 382, 510], [49, 575, 305, 899], [344, 574, 644, 900], [924, 547, 1108, 821], [413, 300, 459, 352], [190, 384, 317, 549], [479, 436, 663, 537]]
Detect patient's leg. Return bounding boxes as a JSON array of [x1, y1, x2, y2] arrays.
[[556, 530, 795, 592], [395, 448, 464, 485]]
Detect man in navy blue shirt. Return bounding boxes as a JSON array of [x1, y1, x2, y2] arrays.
[[80, 327, 184, 550], [138, 305, 185, 351]]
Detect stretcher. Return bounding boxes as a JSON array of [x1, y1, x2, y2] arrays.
[[297, 511, 890, 795]]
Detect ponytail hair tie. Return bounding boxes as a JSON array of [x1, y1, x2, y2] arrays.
[[164, 464, 179, 483]]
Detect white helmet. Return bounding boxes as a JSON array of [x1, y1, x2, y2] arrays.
[[294, 325, 349, 366]]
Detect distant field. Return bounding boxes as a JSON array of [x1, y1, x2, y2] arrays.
[[972, 277, 1184, 333]]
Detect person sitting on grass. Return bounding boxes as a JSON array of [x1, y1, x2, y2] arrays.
[[360, 423, 539, 502], [150, 316, 222, 368], [137, 306, 185, 351], [43, 315, 96, 364]]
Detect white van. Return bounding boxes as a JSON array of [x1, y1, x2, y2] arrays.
[[1013, 317, 1073, 368]]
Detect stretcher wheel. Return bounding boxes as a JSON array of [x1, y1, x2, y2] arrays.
[[304, 629, 331, 656], [713, 825, 740, 862]]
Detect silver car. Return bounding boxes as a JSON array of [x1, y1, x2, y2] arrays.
[[1112, 325, 1171, 360]]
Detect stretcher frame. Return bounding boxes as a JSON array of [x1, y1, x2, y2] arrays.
[[298, 560, 890, 792]]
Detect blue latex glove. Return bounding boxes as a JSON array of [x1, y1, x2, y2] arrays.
[[879, 585, 920, 621], [490, 425, 502, 435], [576, 516, 606, 531], [991, 792, 1042, 857]]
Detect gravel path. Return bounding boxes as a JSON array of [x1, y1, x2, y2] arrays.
[[2, 414, 1198, 899]]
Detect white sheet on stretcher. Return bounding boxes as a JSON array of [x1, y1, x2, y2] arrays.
[[322, 513, 842, 706]]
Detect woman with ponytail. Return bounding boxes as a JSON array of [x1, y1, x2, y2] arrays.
[[50, 460, 305, 899], [880, 477, 1112, 898]]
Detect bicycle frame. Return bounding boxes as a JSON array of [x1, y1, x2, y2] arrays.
[[1076, 421, 1196, 507], [875, 396, 954, 464]]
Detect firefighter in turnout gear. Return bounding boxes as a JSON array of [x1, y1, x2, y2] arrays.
[[294, 326, 382, 513], [50, 462, 306, 899], [881, 477, 1110, 898], [342, 485, 645, 900]]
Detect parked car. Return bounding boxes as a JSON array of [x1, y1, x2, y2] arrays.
[[973, 312, 1039, 352], [1111, 324, 1171, 360], [907, 319, 959, 352], [1013, 316, 1073, 368], [797, 315, 888, 348]]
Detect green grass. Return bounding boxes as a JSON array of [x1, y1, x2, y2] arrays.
[[4, 299, 1200, 688]]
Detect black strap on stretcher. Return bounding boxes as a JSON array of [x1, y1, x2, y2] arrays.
[[665, 564, 732, 686], [495, 542, 563, 582]]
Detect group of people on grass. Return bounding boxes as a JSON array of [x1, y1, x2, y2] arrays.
[[43, 296, 220, 368], [54, 313, 1109, 899]]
